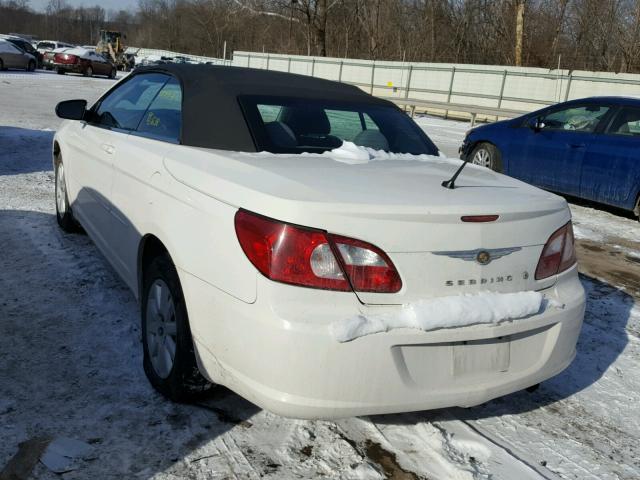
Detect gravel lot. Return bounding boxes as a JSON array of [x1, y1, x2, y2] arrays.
[[1, 70, 639, 480]]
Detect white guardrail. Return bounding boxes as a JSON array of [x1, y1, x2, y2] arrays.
[[126, 46, 231, 66], [232, 51, 640, 122]]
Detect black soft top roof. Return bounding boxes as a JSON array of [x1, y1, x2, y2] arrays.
[[132, 64, 395, 151]]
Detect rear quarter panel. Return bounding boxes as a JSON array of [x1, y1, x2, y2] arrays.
[[112, 137, 259, 304]]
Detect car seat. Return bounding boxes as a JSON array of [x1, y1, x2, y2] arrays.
[[278, 106, 342, 149]]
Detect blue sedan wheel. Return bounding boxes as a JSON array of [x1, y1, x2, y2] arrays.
[[470, 142, 502, 172]]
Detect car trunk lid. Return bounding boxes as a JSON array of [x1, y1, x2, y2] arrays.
[[164, 149, 570, 304]]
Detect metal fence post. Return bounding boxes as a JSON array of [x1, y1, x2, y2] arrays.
[[564, 71, 573, 101], [287, 57, 291, 73], [266, 53, 270, 70], [310, 58, 315, 77], [445, 66, 456, 119], [404, 65, 413, 99], [247, 53, 251, 68], [338, 60, 344, 82], [496, 70, 508, 121], [497, 70, 507, 108], [370, 62, 376, 94]]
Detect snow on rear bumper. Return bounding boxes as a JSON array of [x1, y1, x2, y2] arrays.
[[182, 267, 585, 420]]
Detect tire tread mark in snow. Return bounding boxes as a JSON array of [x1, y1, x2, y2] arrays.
[[213, 436, 260, 480], [457, 419, 560, 480]]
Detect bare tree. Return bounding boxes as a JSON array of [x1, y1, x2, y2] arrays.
[[3, 0, 640, 73], [514, 0, 525, 66]]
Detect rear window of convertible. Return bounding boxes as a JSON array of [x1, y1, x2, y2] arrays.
[[238, 95, 438, 156]]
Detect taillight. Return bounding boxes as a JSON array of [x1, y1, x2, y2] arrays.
[[535, 221, 576, 280], [329, 235, 402, 292], [234, 210, 402, 293], [54, 53, 77, 64]]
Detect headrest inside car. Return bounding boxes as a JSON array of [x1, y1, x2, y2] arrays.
[[278, 106, 331, 136], [264, 121, 297, 147]]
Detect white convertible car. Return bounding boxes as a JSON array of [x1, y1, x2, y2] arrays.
[[53, 65, 585, 419]]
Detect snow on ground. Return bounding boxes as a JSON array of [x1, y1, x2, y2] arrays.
[[1, 71, 639, 480], [571, 203, 640, 244], [414, 115, 471, 160]]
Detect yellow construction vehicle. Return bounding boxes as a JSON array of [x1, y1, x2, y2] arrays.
[[96, 29, 132, 70]]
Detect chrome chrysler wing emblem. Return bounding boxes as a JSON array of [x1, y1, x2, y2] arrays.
[[432, 247, 522, 265]]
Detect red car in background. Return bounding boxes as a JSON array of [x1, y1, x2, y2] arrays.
[[53, 48, 117, 79]]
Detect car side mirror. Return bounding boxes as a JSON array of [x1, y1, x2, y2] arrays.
[[55, 99, 87, 120], [528, 116, 545, 132]]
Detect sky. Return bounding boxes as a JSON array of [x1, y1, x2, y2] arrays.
[[29, 0, 138, 12]]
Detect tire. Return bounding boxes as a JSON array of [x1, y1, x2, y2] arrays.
[[55, 160, 79, 232], [0, 59, 4, 71], [57, 69, 65, 75], [141, 254, 212, 402], [109, 68, 117, 79], [469, 142, 503, 172], [27, 60, 35, 72], [84, 66, 93, 77]]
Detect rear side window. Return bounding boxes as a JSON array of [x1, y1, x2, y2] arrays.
[[0, 41, 20, 53], [606, 107, 640, 136], [37, 42, 55, 50], [17, 41, 35, 54], [91, 73, 169, 130], [7, 40, 27, 52], [136, 78, 182, 142], [542, 105, 609, 133]]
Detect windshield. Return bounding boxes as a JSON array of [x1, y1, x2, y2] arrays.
[[239, 95, 439, 156]]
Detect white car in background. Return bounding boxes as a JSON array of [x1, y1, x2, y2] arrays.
[[52, 64, 586, 419], [36, 39, 74, 54], [38, 40, 75, 69]]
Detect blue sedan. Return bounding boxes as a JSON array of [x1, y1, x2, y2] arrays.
[[460, 97, 640, 218]]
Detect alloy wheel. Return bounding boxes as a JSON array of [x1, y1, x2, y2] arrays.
[[472, 148, 491, 168], [55, 163, 67, 216], [145, 279, 178, 379]]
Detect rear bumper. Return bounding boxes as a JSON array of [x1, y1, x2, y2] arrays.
[[182, 267, 585, 419], [53, 64, 83, 74]]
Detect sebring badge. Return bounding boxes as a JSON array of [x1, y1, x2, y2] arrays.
[[432, 247, 522, 265]]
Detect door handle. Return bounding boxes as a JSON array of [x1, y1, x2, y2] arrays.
[[568, 143, 585, 149], [101, 143, 115, 155]]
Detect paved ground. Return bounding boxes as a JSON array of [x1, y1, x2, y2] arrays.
[[1, 70, 639, 480]]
